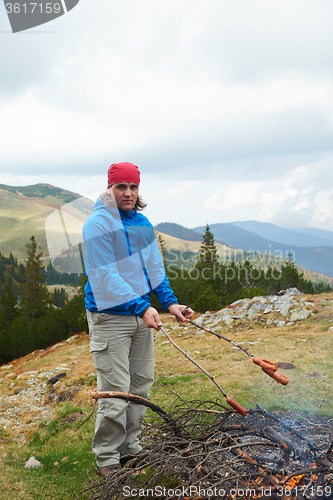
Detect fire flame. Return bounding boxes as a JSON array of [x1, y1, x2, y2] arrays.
[[226, 466, 320, 499]]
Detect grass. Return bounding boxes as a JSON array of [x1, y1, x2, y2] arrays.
[[0, 403, 95, 500], [0, 292, 333, 498]]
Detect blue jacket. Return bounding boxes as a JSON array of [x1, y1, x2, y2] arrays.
[[82, 195, 178, 316]]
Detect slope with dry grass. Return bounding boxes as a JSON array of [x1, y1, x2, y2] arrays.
[[0, 292, 332, 499]]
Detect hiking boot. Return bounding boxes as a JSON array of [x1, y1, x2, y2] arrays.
[[96, 463, 121, 478]]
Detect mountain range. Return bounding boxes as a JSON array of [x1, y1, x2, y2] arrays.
[[1, 183, 333, 281], [190, 222, 333, 278], [155, 220, 333, 279]]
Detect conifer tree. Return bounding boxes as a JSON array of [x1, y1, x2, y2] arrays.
[[21, 236, 50, 319], [0, 278, 18, 330], [198, 224, 218, 268], [156, 231, 167, 265]]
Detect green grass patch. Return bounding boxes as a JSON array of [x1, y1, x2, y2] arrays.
[[0, 406, 96, 500]]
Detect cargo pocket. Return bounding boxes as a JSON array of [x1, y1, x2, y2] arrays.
[[90, 340, 112, 373]]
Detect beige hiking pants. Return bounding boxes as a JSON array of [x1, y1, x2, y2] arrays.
[[86, 311, 154, 467]]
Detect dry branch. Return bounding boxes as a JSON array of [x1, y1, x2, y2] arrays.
[[83, 394, 333, 500], [160, 327, 227, 396], [90, 390, 172, 419]]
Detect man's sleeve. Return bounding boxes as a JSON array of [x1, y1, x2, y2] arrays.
[[145, 233, 179, 310]]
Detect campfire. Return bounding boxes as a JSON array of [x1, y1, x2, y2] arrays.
[[84, 394, 333, 500]]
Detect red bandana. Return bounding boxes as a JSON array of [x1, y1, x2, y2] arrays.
[[107, 162, 140, 187]]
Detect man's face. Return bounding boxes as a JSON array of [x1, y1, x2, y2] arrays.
[[109, 182, 139, 212]]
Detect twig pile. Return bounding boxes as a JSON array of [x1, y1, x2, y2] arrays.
[[83, 395, 333, 500]]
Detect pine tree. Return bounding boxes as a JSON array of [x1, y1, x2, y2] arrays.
[[21, 236, 50, 319], [156, 231, 167, 265], [0, 278, 18, 330], [198, 224, 218, 268]]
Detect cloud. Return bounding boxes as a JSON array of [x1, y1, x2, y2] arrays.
[[162, 181, 199, 200], [1, 0, 333, 231]]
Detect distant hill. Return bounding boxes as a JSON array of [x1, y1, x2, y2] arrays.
[[293, 226, 333, 244], [0, 183, 79, 203], [232, 220, 333, 247], [155, 222, 230, 247], [193, 222, 333, 278], [0, 183, 93, 261], [154, 222, 202, 242], [156, 230, 230, 255]]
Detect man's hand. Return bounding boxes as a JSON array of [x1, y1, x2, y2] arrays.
[[142, 307, 163, 331], [167, 304, 194, 323]]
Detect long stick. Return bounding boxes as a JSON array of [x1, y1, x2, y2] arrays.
[[90, 390, 183, 431], [161, 327, 227, 396], [186, 319, 289, 385], [160, 327, 247, 416], [187, 319, 253, 358], [90, 391, 168, 418]]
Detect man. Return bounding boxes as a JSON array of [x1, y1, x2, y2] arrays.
[[83, 162, 194, 477]]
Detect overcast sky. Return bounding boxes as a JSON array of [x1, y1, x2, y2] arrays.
[[1, 0, 333, 230]]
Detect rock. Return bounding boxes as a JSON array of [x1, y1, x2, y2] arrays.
[[289, 309, 311, 321], [15, 388, 28, 395], [229, 299, 246, 306], [47, 372, 67, 386], [277, 320, 286, 327], [25, 456, 43, 469], [195, 312, 213, 325], [250, 303, 267, 313], [279, 304, 291, 316], [223, 315, 233, 325], [286, 287, 301, 295], [232, 312, 246, 320], [49, 343, 65, 350], [214, 309, 228, 316], [206, 319, 222, 328], [1, 364, 14, 370]]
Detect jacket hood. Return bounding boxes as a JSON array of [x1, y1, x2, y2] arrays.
[[93, 191, 137, 220]]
